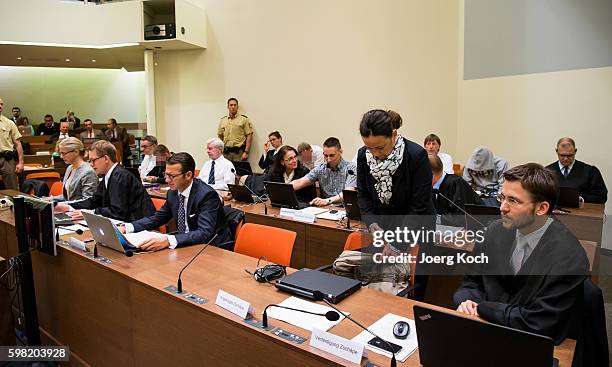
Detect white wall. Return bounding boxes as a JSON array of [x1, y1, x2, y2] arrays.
[[154, 0, 459, 169], [0, 66, 146, 124]]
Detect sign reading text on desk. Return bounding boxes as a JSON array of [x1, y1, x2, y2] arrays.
[[215, 290, 253, 319], [309, 328, 365, 364]]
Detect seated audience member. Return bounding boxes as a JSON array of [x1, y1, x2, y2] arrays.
[[79, 119, 104, 139], [263, 145, 316, 202], [292, 137, 357, 206], [258, 131, 283, 172], [16, 117, 34, 136], [52, 122, 72, 142], [54, 140, 155, 222], [121, 152, 233, 251], [139, 135, 158, 179], [144, 144, 172, 184], [35, 114, 60, 136], [297, 142, 325, 170], [454, 163, 588, 344], [545, 137, 607, 204], [430, 154, 483, 226], [197, 137, 236, 190], [424, 133, 454, 174], [105, 118, 131, 166], [10, 106, 20, 123], [60, 110, 81, 129], [463, 146, 509, 206], [49, 137, 98, 202]]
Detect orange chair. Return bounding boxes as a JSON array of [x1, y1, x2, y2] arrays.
[[194, 169, 200, 177], [343, 231, 373, 251], [25, 172, 61, 193], [234, 223, 296, 267], [151, 198, 167, 233], [49, 181, 63, 197]]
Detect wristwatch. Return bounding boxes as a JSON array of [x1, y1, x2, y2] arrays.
[[327, 198, 332, 205]]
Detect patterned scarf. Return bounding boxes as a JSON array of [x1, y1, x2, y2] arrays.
[[365, 135, 405, 204]]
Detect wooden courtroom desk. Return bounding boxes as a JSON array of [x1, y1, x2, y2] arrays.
[[555, 203, 605, 243], [0, 209, 575, 366]]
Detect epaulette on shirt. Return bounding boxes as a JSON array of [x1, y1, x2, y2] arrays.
[[241, 114, 248, 118], [220, 115, 227, 119]]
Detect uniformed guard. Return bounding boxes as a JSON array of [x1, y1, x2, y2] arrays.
[[0, 97, 25, 190], [217, 98, 254, 162]]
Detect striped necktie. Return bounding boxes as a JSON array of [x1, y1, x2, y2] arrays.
[[177, 194, 186, 234], [208, 161, 216, 185]]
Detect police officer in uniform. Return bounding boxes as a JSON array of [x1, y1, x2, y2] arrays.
[[217, 98, 254, 162], [0, 98, 25, 190]]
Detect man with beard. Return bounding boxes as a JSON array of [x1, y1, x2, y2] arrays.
[[453, 163, 588, 344]]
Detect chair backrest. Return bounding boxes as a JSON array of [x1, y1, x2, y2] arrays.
[[234, 223, 296, 267], [25, 172, 61, 180], [151, 198, 166, 211], [223, 205, 245, 242], [343, 231, 373, 251], [49, 181, 63, 197], [579, 240, 597, 274]]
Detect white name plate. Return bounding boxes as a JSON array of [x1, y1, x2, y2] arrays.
[[292, 211, 316, 223], [310, 328, 365, 364], [68, 237, 87, 251], [215, 289, 253, 319]]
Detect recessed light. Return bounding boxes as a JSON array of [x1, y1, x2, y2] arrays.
[[91, 59, 96, 62], [65, 58, 70, 62], [17, 57, 21, 60]]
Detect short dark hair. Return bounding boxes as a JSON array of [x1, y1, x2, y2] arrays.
[[359, 109, 398, 137], [297, 142, 312, 154], [12, 107, 20, 112], [424, 134, 441, 146], [503, 163, 559, 213], [428, 154, 444, 174], [268, 131, 282, 140], [153, 144, 170, 155], [83, 118, 92, 124], [323, 137, 341, 149], [90, 140, 117, 163], [556, 137, 576, 149], [44, 114, 53, 120], [142, 135, 158, 146], [167, 152, 196, 175], [227, 98, 238, 105], [271, 145, 300, 176], [108, 118, 117, 126]]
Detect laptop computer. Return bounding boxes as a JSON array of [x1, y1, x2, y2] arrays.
[[464, 204, 500, 231], [557, 186, 580, 208], [414, 305, 557, 367], [264, 181, 309, 209], [82, 212, 143, 255], [342, 189, 360, 220], [232, 161, 253, 176], [275, 268, 361, 304], [228, 183, 256, 203]]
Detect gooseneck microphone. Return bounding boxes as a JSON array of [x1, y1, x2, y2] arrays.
[[342, 169, 356, 230], [262, 304, 340, 328], [432, 189, 486, 227], [243, 180, 269, 215], [176, 233, 218, 293], [313, 291, 397, 367]]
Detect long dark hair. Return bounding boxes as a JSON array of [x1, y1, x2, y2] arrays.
[[271, 145, 300, 177]]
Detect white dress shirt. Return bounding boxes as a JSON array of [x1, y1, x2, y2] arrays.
[[58, 132, 70, 141], [439, 152, 454, 174], [197, 155, 235, 190], [125, 181, 193, 249], [139, 154, 156, 179], [558, 161, 575, 176]]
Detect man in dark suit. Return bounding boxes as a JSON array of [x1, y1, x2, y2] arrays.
[[105, 117, 131, 166], [429, 154, 483, 226], [35, 114, 60, 136], [79, 119, 104, 139], [51, 122, 74, 143], [120, 152, 232, 251], [545, 137, 607, 204], [454, 163, 588, 344], [54, 140, 155, 222]]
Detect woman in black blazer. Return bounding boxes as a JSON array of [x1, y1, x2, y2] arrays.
[[263, 145, 316, 203]]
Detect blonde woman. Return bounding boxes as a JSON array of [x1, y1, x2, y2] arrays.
[[50, 137, 98, 202]]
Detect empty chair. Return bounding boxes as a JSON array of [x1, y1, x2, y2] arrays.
[[234, 223, 296, 267]]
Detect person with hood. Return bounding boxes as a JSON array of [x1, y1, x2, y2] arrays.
[[463, 146, 509, 206]]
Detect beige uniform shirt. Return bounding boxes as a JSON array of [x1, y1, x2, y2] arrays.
[[217, 114, 254, 148], [0, 115, 21, 151]]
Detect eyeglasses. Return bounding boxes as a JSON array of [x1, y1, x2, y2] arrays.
[[141, 144, 152, 149], [88, 155, 106, 164], [284, 156, 297, 162], [496, 193, 531, 207], [558, 153, 575, 158], [59, 150, 75, 156], [164, 172, 187, 182]]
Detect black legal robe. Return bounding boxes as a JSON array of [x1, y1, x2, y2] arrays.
[[433, 173, 484, 227], [546, 160, 608, 204]]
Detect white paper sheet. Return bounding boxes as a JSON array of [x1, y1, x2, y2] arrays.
[[123, 231, 165, 247], [316, 210, 346, 221], [267, 296, 349, 332], [57, 224, 89, 236], [351, 313, 418, 362], [300, 207, 328, 216]]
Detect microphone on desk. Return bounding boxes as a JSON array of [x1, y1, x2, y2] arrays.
[[176, 233, 219, 294], [262, 304, 340, 328], [312, 290, 397, 367], [432, 189, 486, 228]]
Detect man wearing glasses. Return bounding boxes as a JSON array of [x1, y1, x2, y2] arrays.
[[120, 152, 232, 251], [138, 135, 158, 180], [54, 140, 155, 222], [545, 137, 607, 204], [454, 163, 588, 344]]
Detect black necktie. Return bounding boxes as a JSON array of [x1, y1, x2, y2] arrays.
[[208, 161, 216, 184], [562, 166, 569, 179], [177, 194, 186, 234]]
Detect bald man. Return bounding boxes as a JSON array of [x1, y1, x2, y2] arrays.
[[545, 137, 607, 204]]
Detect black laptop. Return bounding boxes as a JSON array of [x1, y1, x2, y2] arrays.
[[228, 183, 255, 203], [342, 189, 360, 220], [264, 181, 309, 209], [557, 186, 580, 208], [414, 305, 558, 367], [464, 204, 500, 231], [275, 269, 361, 304], [232, 161, 253, 176]]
